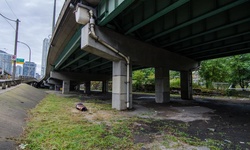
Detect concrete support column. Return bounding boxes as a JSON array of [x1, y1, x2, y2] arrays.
[[2, 82, 6, 89], [62, 80, 70, 94], [55, 84, 61, 91], [102, 80, 109, 93], [181, 71, 193, 100], [85, 81, 91, 94], [112, 60, 132, 110], [155, 67, 170, 103], [7, 82, 11, 88]]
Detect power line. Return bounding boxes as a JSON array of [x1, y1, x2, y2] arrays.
[[4, 0, 18, 19], [0, 13, 16, 22], [0, 13, 15, 30], [4, 19, 15, 30]]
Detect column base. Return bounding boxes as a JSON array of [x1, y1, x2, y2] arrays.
[[112, 93, 127, 110], [155, 92, 170, 103], [62, 80, 70, 94]]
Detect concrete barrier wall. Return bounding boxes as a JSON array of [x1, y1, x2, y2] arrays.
[[0, 84, 47, 149]]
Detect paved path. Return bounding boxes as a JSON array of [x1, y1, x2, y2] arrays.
[[0, 84, 46, 150]]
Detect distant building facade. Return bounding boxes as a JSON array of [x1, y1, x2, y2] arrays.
[[41, 38, 50, 77], [0, 50, 12, 74], [23, 62, 36, 77], [16, 65, 23, 77], [35, 73, 40, 79]]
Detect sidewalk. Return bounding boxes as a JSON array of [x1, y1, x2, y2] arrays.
[[0, 84, 46, 150]]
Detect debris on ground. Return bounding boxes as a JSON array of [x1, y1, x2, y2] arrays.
[[207, 128, 215, 132], [224, 139, 232, 143], [76, 103, 87, 111]]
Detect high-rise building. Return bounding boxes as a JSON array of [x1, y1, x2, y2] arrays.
[[16, 65, 23, 77], [0, 50, 12, 74], [41, 38, 50, 77], [23, 62, 36, 77]]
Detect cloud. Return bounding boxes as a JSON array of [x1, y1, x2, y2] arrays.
[[0, 0, 64, 74]]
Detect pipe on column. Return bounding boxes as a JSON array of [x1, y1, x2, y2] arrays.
[[88, 10, 131, 109]]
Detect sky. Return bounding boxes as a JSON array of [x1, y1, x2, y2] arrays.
[[0, 0, 64, 74]]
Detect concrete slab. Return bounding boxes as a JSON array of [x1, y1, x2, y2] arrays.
[[0, 84, 46, 150]]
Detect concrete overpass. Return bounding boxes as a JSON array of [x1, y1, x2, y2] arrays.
[[45, 0, 250, 110]]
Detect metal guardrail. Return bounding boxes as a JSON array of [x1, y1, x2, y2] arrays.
[[0, 79, 22, 89], [0, 76, 38, 90]]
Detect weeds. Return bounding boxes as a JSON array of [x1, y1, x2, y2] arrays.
[[19, 94, 138, 149], [19, 94, 243, 150]]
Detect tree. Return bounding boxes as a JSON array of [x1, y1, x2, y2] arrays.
[[132, 68, 155, 92], [198, 53, 250, 90], [170, 71, 180, 79], [228, 54, 250, 90], [199, 58, 229, 88]]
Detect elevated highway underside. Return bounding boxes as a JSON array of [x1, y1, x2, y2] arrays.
[[46, 0, 250, 110]]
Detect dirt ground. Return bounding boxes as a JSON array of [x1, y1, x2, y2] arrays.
[[49, 90, 250, 149], [131, 94, 250, 149], [2, 86, 249, 149], [73, 92, 250, 149]]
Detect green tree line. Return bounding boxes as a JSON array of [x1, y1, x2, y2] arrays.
[[132, 53, 250, 92], [199, 53, 250, 90]]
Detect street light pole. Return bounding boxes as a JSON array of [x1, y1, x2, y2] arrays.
[[17, 41, 31, 62]]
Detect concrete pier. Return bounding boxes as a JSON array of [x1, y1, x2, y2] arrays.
[[155, 67, 170, 103]]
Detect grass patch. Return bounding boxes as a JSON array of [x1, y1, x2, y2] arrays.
[[18, 94, 242, 150], [19, 94, 139, 150]]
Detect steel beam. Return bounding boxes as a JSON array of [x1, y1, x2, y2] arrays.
[[196, 47, 250, 60], [176, 31, 250, 52], [162, 18, 250, 47], [60, 52, 89, 70], [54, 28, 81, 69], [98, 0, 135, 26], [72, 57, 100, 70], [101, 68, 112, 73], [187, 40, 250, 57], [125, 0, 189, 35], [83, 60, 110, 71], [93, 63, 112, 72], [132, 66, 145, 71], [146, 0, 248, 42]]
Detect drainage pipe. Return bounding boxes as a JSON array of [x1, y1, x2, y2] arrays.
[[88, 10, 131, 109]]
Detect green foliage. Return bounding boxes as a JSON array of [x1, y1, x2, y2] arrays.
[[228, 54, 250, 90], [225, 89, 238, 96], [133, 68, 155, 92], [192, 82, 201, 89], [199, 58, 230, 88], [199, 53, 250, 90], [91, 81, 102, 91], [170, 78, 180, 88], [170, 71, 180, 79], [133, 70, 145, 91]]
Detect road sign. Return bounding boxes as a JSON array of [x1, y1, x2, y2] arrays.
[[16, 58, 25, 64], [11, 55, 16, 60]]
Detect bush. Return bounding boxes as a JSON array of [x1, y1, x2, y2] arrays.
[[170, 78, 180, 88], [225, 89, 238, 96]]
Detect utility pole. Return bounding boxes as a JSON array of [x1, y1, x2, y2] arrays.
[[12, 19, 20, 80], [52, 0, 56, 34], [0, 14, 20, 80]]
